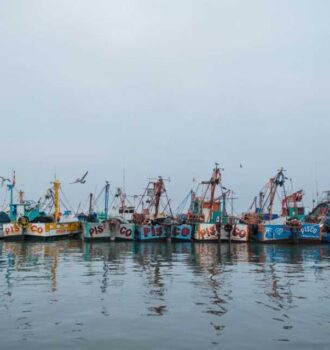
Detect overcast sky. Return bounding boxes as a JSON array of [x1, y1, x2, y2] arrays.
[[0, 0, 329, 213]]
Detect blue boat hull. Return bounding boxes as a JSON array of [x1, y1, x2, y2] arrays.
[[171, 224, 192, 241], [258, 223, 321, 242], [135, 225, 167, 241]]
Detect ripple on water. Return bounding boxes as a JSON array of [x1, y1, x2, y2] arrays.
[[0, 241, 330, 349]]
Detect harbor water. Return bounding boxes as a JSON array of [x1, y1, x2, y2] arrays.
[[0, 240, 330, 349]]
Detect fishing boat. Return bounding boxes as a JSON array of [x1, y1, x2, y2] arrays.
[[2, 174, 47, 240], [82, 182, 112, 241], [82, 183, 135, 241], [3, 179, 81, 240], [109, 187, 135, 241], [247, 169, 321, 243], [172, 195, 193, 241], [184, 164, 224, 242], [304, 191, 330, 243], [133, 176, 173, 241], [221, 220, 250, 242], [218, 188, 249, 242]]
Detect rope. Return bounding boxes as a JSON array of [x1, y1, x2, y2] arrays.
[[175, 190, 192, 215], [60, 188, 75, 213]]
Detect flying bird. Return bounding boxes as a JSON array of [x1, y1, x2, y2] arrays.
[[70, 171, 88, 184], [240, 164, 243, 168], [0, 175, 11, 187]]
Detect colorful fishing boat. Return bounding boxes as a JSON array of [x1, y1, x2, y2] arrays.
[[246, 168, 321, 243], [184, 164, 223, 242], [304, 191, 330, 243], [172, 194, 194, 241], [109, 187, 135, 241], [82, 183, 136, 241], [133, 176, 173, 241], [221, 220, 250, 242], [3, 179, 81, 240], [82, 182, 112, 240], [2, 174, 46, 240], [218, 188, 249, 242]]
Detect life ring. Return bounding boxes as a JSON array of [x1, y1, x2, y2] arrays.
[[18, 216, 29, 229], [239, 229, 246, 238], [224, 223, 232, 233]]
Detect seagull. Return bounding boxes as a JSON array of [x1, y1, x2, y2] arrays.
[[70, 171, 88, 184], [0, 176, 11, 187]]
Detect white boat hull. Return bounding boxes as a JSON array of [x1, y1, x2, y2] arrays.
[[221, 224, 249, 242], [193, 223, 219, 241], [82, 221, 135, 241]]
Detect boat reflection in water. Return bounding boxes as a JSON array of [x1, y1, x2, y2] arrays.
[[1, 241, 330, 349]]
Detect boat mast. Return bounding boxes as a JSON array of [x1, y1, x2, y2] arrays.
[[259, 192, 264, 214], [88, 193, 93, 215], [209, 163, 220, 221], [268, 168, 286, 219], [104, 181, 110, 220], [19, 190, 24, 204], [54, 179, 60, 223], [268, 177, 276, 219], [154, 177, 163, 219], [7, 183, 14, 221], [7, 171, 16, 221]]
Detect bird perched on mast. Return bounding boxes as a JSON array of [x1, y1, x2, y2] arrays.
[[70, 171, 88, 184]]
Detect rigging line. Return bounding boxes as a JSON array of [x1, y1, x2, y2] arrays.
[[60, 188, 75, 212], [282, 181, 287, 205], [59, 188, 72, 210], [248, 196, 257, 212], [81, 194, 90, 214], [275, 190, 282, 204], [122, 194, 133, 207], [164, 188, 174, 217], [175, 189, 192, 215], [59, 198, 69, 211], [59, 195, 71, 212], [47, 202, 54, 215], [109, 198, 117, 213], [93, 184, 106, 209], [261, 186, 272, 212], [201, 182, 211, 203], [1, 188, 8, 210], [135, 182, 150, 213]]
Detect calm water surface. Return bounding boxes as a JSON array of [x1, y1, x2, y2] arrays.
[[0, 240, 330, 349]]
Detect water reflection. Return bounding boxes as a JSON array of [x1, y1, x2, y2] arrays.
[[1, 241, 330, 349]]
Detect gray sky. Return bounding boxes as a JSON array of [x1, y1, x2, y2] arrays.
[[0, 0, 329, 213]]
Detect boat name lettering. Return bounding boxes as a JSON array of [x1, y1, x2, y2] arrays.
[[31, 225, 43, 234], [232, 227, 246, 238], [173, 227, 190, 237], [143, 226, 163, 237], [4, 225, 20, 235], [199, 225, 217, 238], [89, 225, 104, 236], [301, 225, 318, 234], [119, 226, 132, 237]]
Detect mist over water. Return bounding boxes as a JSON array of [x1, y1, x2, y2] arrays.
[[1, 240, 330, 350]]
